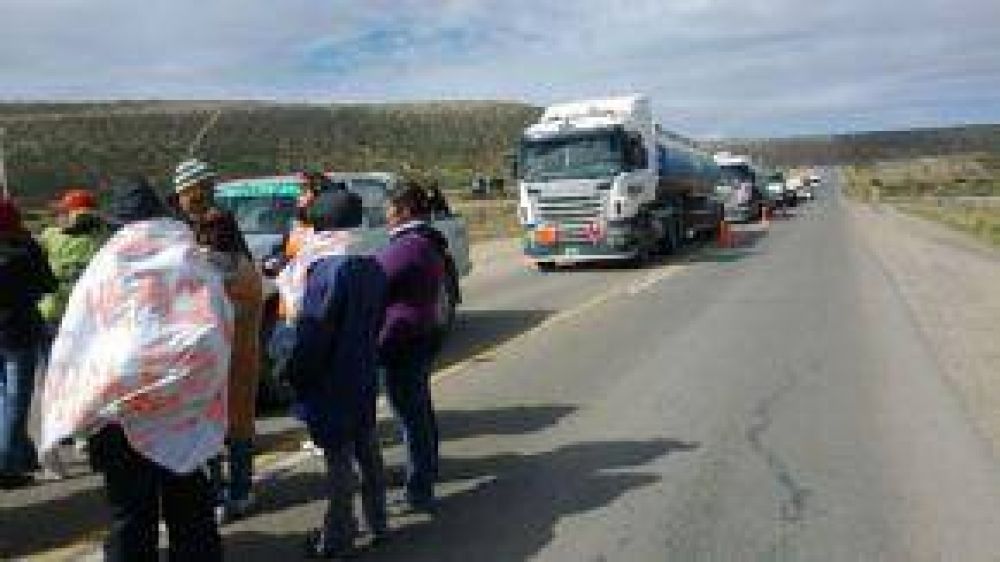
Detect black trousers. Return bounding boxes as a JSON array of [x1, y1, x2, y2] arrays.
[[89, 425, 222, 562]]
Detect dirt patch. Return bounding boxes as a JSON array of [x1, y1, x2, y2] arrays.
[[452, 198, 520, 244]]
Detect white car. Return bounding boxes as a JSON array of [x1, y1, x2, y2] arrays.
[[215, 172, 472, 404]]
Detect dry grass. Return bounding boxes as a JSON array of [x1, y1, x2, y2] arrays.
[[452, 198, 520, 244], [843, 153, 1000, 249], [897, 202, 1000, 249], [843, 152, 1000, 202]]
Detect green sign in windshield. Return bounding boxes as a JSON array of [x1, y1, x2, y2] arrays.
[[216, 180, 300, 198]]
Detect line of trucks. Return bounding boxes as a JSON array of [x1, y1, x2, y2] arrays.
[[513, 94, 819, 269], [212, 93, 817, 401]]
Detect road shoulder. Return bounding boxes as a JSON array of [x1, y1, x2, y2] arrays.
[[850, 202, 1000, 457]]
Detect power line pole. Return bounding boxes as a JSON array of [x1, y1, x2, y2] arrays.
[[186, 109, 222, 159]]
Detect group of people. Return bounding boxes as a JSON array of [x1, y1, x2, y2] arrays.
[[0, 159, 450, 560]]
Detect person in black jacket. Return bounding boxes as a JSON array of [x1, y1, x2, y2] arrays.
[[0, 196, 56, 488]]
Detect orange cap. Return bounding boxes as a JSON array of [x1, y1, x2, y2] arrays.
[[55, 189, 98, 212]]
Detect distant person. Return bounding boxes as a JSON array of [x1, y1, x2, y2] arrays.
[[284, 190, 388, 557], [38, 188, 110, 329], [0, 197, 56, 489], [283, 170, 342, 260], [40, 178, 228, 561], [376, 182, 448, 512], [426, 182, 452, 218]]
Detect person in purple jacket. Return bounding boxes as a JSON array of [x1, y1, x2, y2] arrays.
[[376, 182, 448, 512]]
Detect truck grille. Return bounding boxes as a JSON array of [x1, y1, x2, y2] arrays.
[[536, 195, 605, 243]]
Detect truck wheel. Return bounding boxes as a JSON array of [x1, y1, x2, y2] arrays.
[[536, 261, 557, 272]]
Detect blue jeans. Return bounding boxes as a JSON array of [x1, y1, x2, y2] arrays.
[[383, 343, 439, 503], [0, 346, 38, 476]]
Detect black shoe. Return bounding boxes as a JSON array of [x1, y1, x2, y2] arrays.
[[304, 528, 357, 560], [368, 528, 390, 548], [405, 494, 439, 515], [0, 473, 35, 489]]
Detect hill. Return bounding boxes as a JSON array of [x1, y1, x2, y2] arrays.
[[0, 100, 541, 203], [3, 99, 998, 204], [702, 124, 1000, 168]]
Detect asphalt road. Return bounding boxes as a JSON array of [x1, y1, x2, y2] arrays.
[[8, 179, 1000, 561]]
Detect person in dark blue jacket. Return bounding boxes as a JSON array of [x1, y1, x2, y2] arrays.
[[286, 189, 388, 558], [0, 196, 56, 488]]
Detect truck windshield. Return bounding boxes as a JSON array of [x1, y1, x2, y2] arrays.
[[520, 131, 624, 181], [718, 165, 754, 185]]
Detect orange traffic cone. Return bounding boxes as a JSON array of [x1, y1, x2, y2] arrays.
[[717, 220, 732, 248]]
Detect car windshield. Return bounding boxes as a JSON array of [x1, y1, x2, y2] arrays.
[[215, 180, 300, 234], [346, 178, 389, 227], [520, 130, 625, 182]]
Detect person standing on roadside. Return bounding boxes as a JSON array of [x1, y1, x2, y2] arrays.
[[172, 159, 261, 520], [376, 182, 449, 512], [36, 188, 110, 479], [41, 177, 229, 562], [173, 158, 250, 258], [0, 197, 56, 488], [38, 188, 109, 330], [197, 209, 263, 522], [283, 190, 388, 557]]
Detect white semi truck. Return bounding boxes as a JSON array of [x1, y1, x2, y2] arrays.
[[516, 95, 721, 269], [714, 152, 765, 223]]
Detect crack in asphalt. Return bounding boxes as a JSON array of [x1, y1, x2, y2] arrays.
[[746, 375, 811, 524]]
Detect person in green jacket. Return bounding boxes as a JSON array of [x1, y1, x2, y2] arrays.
[[38, 189, 110, 328]]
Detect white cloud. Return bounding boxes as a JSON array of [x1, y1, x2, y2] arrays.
[[1, 0, 998, 135]]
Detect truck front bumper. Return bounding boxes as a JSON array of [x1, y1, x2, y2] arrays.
[[522, 229, 639, 262]]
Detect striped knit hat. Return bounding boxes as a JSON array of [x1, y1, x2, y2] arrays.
[[174, 159, 217, 194]]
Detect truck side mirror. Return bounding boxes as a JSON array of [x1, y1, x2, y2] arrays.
[[624, 135, 647, 170]]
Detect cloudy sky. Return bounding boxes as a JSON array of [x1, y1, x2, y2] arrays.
[[1, 0, 998, 137]]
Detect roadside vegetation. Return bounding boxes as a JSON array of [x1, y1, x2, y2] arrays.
[[0, 100, 540, 205], [843, 152, 1000, 247]]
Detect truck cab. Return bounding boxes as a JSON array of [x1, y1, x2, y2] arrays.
[[714, 153, 763, 223], [517, 96, 657, 265]]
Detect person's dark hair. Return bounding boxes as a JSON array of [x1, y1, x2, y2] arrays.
[[301, 171, 342, 194], [196, 209, 243, 254], [308, 190, 363, 232], [387, 181, 430, 217], [106, 176, 169, 227], [0, 197, 26, 236]]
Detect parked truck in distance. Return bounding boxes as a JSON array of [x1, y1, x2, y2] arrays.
[[714, 152, 764, 223], [515, 95, 722, 269]]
